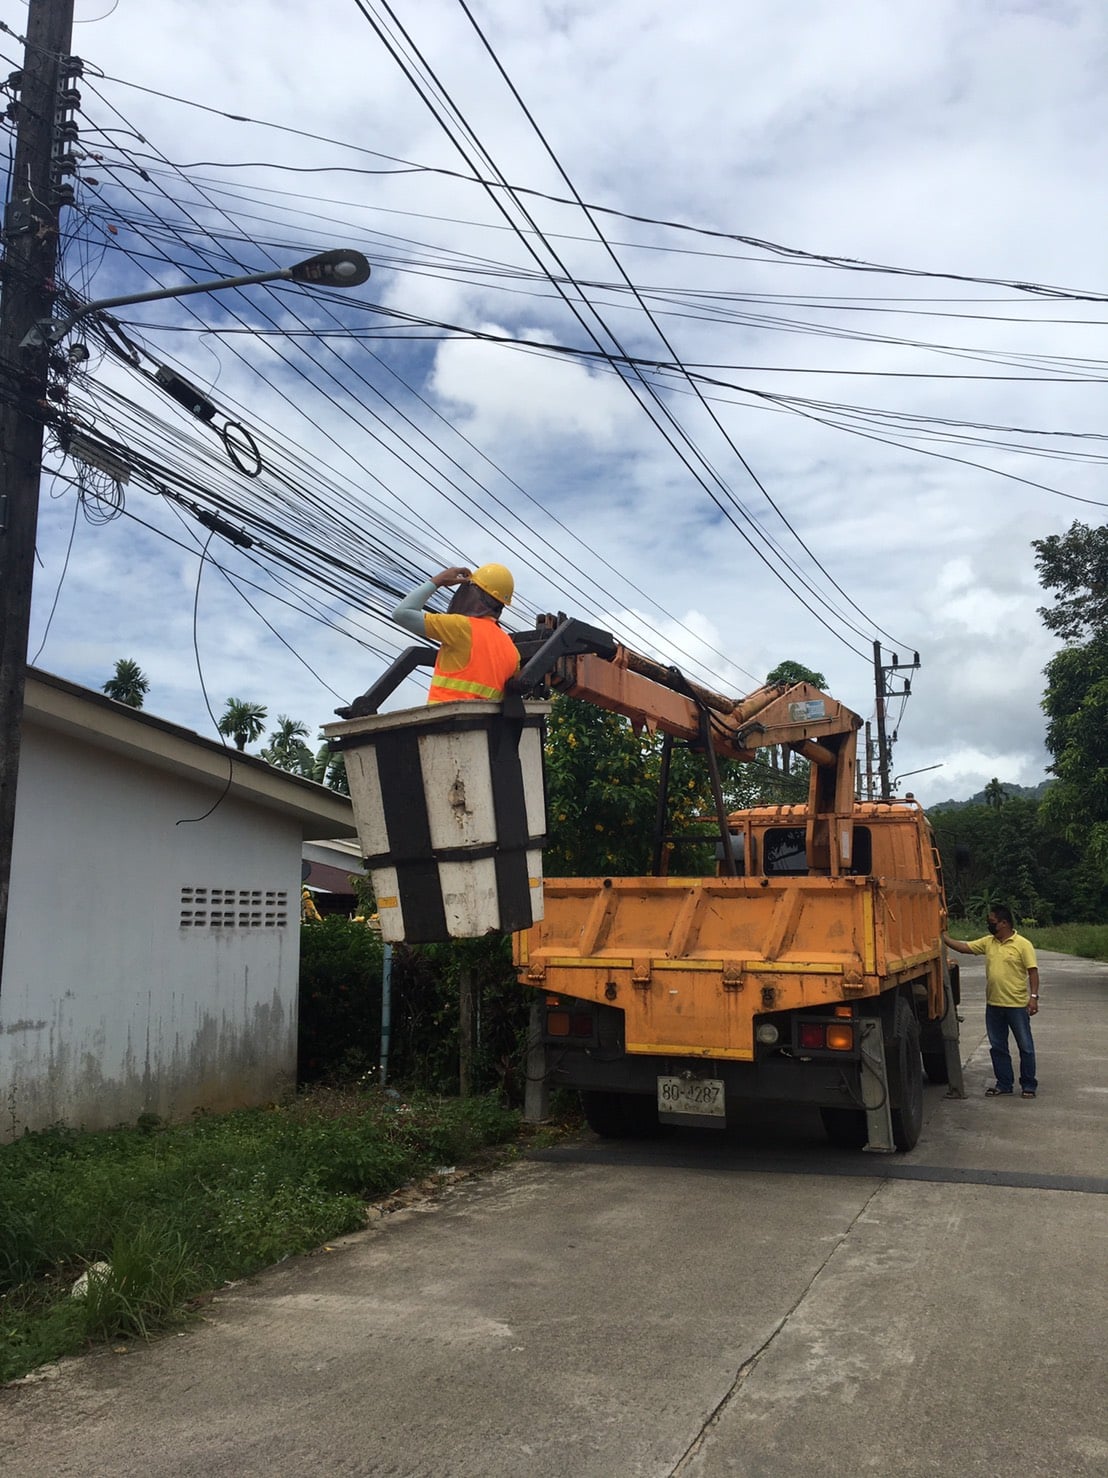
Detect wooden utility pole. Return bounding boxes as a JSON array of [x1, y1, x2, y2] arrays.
[[0, 0, 76, 991]]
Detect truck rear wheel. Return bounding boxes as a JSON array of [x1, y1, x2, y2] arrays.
[[580, 1090, 661, 1138], [888, 997, 924, 1151]]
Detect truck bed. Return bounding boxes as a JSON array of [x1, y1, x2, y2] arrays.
[[515, 873, 943, 1060]]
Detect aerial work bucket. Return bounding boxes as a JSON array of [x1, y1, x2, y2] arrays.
[[322, 701, 550, 944]]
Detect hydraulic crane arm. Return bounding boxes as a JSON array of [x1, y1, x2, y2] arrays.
[[511, 614, 863, 874]]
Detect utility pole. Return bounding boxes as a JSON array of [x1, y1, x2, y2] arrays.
[[0, 0, 77, 993], [872, 640, 920, 799]]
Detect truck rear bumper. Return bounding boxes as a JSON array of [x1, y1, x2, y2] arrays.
[[547, 1047, 858, 1109]]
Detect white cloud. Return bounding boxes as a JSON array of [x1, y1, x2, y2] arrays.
[[16, 0, 1108, 810]]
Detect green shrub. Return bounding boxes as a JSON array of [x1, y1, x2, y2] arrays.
[[298, 920, 532, 1102], [298, 915, 384, 1083]]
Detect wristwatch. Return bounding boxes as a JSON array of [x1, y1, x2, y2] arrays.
[[1030, 993, 1039, 999]]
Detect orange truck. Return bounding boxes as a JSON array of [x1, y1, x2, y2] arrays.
[[510, 616, 963, 1152]]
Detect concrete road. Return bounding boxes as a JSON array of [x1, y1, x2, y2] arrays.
[[3, 952, 1106, 1477]]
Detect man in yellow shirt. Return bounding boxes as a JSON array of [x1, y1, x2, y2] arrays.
[[943, 904, 1039, 1098], [391, 562, 520, 704]]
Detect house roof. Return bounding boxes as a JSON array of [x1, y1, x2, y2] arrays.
[[303, 837, 367, 895], [24, 668, 357, 840]]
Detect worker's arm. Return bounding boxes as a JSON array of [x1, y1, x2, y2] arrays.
[[941, 932, 974, 954], [391, 580, 436, 638], [391, 567, 472, 638], [1027, 965, 1040, 1016]]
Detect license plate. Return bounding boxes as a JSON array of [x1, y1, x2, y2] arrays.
[[657, 1076, 725, 1118]]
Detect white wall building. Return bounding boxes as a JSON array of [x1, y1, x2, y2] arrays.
[[1, 670, 355, 1140]]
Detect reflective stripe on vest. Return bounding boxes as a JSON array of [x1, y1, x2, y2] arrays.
[[427, 617, 519, 705]]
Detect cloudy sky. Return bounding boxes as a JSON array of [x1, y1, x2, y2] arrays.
[[11, 0, 1108, 805]]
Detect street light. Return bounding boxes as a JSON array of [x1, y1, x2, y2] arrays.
[[21, 248, 372, 346], [892, 763, 944, 789]]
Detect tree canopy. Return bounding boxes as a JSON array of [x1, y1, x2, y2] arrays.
[[217, 698, 268, 752], [261, 716, 314, 774], [765, 659, 828, 691], [1029, 520, 1108, 874], [260, 714, 349, 793], [102, 658, 149, 709], [542, 694, 801, 878], [1032, 522, 1108, 643]]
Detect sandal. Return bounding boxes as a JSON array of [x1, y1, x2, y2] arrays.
[[1021, 1090, 1036, 1098], [985, 1086, 1013, 1096]]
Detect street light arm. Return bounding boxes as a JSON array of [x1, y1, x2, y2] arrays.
[[53, 267, 296, 328], [892, 763, 944, 787], [21, 248, 371, 346]]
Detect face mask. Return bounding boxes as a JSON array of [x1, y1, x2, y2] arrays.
[[987, 920, 999, 935]]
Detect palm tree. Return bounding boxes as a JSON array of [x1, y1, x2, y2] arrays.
[[983, 777, 1008, 810], [261, 715, 314, 774], [102, 658, 150, 709], [306, 739, 349, 794], [217, 698, 268, 752]]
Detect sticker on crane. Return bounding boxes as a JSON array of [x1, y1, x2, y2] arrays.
[[787, 700, 827, 722]]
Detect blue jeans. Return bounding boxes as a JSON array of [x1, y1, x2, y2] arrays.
[[986, 1004, 1037, 1093]]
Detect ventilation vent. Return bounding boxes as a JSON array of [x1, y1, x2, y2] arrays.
[[180, 886, 289, 929]]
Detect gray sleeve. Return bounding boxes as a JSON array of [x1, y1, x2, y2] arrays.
[[391, 579, 437, 638]]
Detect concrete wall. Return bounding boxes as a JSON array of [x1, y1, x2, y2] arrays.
[[1, 724, 303, 1138]]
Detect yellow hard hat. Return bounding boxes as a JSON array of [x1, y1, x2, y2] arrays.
[[469, 562, 514, 606]]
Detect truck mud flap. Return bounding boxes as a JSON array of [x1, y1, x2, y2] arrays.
[[858, 1016, 895, 1153], [940, 964, 965, 1099]]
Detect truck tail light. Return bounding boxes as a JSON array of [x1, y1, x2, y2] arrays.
[[826, 1023, 854, 1051], [545, 1008, 595, 1038], [798, 1022, 825, 1049]]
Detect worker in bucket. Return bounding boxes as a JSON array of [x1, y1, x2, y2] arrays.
[[392, 563, 520, 703]]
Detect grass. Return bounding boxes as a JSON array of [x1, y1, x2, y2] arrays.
[[0, 1088, 528, 1385], [947, 919, 1108, 961], [1023, 923, 1108, 961]]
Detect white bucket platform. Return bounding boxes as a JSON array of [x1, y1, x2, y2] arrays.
[[322, 701, 550, 944]]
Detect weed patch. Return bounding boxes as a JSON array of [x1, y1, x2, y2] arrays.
[[0, 1090, 520, 1385]]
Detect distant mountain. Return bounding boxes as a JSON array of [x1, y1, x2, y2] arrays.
[[926, 779, 1055, 813]]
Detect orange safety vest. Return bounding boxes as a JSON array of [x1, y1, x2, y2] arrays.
[[427, 617, 520, 704]]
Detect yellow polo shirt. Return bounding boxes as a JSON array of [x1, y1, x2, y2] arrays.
[[965, 931, 1037, 1007]]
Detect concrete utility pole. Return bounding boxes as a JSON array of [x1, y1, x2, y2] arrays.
[[872, 640, 921, 799], [0, 0, 76, 993]]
